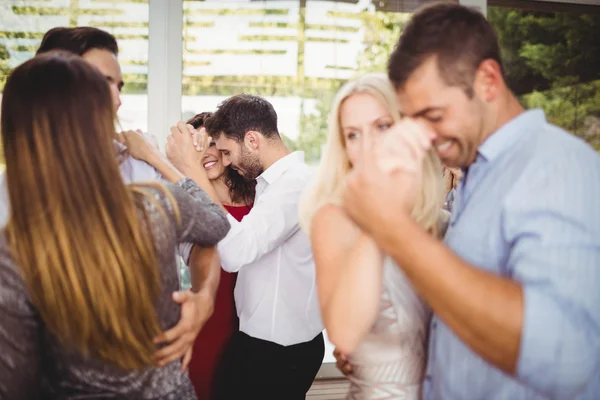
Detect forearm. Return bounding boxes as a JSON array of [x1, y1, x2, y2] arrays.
[[188, 245, 220, 297], [146, 152, 184, 183], [322, 234, 384, 355], [183, 168, 227, 214], [376, 215, 523, 374]]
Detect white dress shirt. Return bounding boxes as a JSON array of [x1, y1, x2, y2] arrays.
[[218, 151, 323, 346]]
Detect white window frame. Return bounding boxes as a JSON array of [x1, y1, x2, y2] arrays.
[[147, 0, 183, 148]]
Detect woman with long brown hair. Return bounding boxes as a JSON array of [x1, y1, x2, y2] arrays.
[[0, 51, 229, 399]]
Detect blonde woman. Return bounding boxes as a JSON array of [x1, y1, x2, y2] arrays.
[[299, 73, 446, 399]]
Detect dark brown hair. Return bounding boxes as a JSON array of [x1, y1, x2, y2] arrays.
[[204, 94, 279, 142], [2, 51, 166, 370], [37, 27, 119, 56], [187, 112, 256, 206], [388, 2, 504, 97]]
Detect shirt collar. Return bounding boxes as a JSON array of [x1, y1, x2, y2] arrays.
[[257, 151, 305, 185], [477, 108, 546, 163], [113, 139, 126, 151]]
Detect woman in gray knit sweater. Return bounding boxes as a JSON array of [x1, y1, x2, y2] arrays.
[[0, 52, 229, 399]]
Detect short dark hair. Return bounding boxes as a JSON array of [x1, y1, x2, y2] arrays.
[[204, 94, 279, 142], [187, 111, 213, 130], [37, 27, 119, 56], [387, 2, 504, 97], [187, 111, 257, 206]]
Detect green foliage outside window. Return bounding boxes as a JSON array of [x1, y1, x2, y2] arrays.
[[292, 6, 600, 159]]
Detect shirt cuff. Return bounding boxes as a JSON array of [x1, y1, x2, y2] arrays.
[[517, 285, 590, 398]]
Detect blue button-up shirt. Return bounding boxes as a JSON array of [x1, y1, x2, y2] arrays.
[[424, 109, 600, 400]]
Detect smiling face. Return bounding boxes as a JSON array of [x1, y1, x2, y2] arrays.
[[395, 56, 487, 169], [201, 139, 228, 180], [339, 92, 394, 167]]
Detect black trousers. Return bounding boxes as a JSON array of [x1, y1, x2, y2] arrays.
[[215, 331, 325, 400]]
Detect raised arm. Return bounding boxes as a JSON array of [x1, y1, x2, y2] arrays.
[[163, 178, 230, 247], [0, 253, 42, 399], [311, 205, 385, 355]]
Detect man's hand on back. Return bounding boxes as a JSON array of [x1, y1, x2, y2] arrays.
[[153, 289, 214, 371]]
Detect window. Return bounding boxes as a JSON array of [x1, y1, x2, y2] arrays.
[[180, 0, 418, 166], [0, 0, 149, 130]]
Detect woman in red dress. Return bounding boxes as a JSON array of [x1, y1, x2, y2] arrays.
[[185, 113, 256, 399]]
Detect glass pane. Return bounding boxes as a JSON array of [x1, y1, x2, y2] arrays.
[[0, 0, 150, 168], [488, 5, 600, 151], [181, 0, 416, 365]]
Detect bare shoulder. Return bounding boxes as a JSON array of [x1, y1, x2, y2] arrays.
[[312, 204, 360, 247], [313, 204, 353, 230]]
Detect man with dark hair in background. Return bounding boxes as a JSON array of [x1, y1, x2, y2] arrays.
[[167, 94, 325, 399], [0, 26, 221, 373], [342, 2, 600, 399], [37, 27, 123, 114]]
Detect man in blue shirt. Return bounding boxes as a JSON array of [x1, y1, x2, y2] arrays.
[[342, 3, 600, 399]]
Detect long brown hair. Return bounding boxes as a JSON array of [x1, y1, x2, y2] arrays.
[[1, 51, 166, 370]]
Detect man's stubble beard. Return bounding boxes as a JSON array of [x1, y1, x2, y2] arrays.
[[238, 146, 264, 181]]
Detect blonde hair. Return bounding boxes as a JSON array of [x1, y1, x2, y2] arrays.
[[2, 52, 176, 370], [299, 73, 445, 237]]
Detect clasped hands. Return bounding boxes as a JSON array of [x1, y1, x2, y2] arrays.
[[115, 122, 210, 177], [342, 118, 434, 235]]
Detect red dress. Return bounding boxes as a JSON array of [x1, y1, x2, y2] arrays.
[[188, 204, 252, 400]]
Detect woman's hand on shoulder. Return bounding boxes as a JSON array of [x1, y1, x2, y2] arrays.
[[116, 129, 161, 163]]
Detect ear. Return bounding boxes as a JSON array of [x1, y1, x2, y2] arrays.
[[244, 130, 260, 151], [473, 59, 504, 103]]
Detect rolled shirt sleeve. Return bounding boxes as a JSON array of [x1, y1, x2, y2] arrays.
[[504, 151, 600, 399]]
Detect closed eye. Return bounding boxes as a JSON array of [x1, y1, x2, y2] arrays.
[[346, 132, 360, 141], [426, 116, 442, 123]]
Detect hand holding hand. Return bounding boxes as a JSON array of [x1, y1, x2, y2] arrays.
[[343, 118, 434, 233], [333, 348, 354, 376], [165, 122, 210, 176], [191, 127, 210, 152]]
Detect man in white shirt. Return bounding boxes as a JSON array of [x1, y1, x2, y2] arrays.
[[0, 27, 220, 371], [181, 94, 324, 399]]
